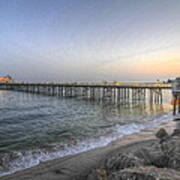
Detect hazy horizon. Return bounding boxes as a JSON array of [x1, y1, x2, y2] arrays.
[[0, 0, 180, 82]]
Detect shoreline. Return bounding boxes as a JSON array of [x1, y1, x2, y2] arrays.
[[2, 118, 178, 180], [0, 112, 173, 177]]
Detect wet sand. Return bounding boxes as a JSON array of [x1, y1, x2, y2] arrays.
[[2, 119, 178, 180]]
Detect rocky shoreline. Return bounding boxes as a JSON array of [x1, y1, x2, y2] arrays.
[[87, 125, 180, 180], [2, 119, 180, 180]]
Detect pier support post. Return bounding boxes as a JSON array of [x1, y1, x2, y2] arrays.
[[173, 95, 177, 115], [178, 95, 180, 114]]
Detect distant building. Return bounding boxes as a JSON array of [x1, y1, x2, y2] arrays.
[[0, 75, 12, 83], [172, 77, 180, 115], [172, 77, 180, 95]]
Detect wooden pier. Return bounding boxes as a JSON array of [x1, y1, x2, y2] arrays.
[[0, 82, 171, 105]]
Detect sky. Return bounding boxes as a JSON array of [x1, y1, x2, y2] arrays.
[[0, 0, 180, 82]]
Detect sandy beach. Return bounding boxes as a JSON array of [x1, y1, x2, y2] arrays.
[[2, 118, 180, 180]]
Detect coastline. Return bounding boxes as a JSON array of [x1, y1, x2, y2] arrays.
[[2, 118, 178, 180]]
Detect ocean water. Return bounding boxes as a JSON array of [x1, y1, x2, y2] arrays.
[[0, 89, 173, 176]]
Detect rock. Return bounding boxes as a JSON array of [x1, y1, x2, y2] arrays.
[[133, 148, 152, 165], [87, 169, 107, 180], [108, 166, 180, 180], [168, 157, 180, 170], [86, 170, 99, 180], [104, 153, 144, 172], [171, 129, 180, 136], [108, 171, 155, 180], [108, 167, 156, 180], [158, 136, 180, 170], [96, 169, 108, 180], [134, 147, 167, 168], [155, 128, 169, 141]]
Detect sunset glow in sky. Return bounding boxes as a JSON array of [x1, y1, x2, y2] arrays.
[[0, 0, 180, 82]]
